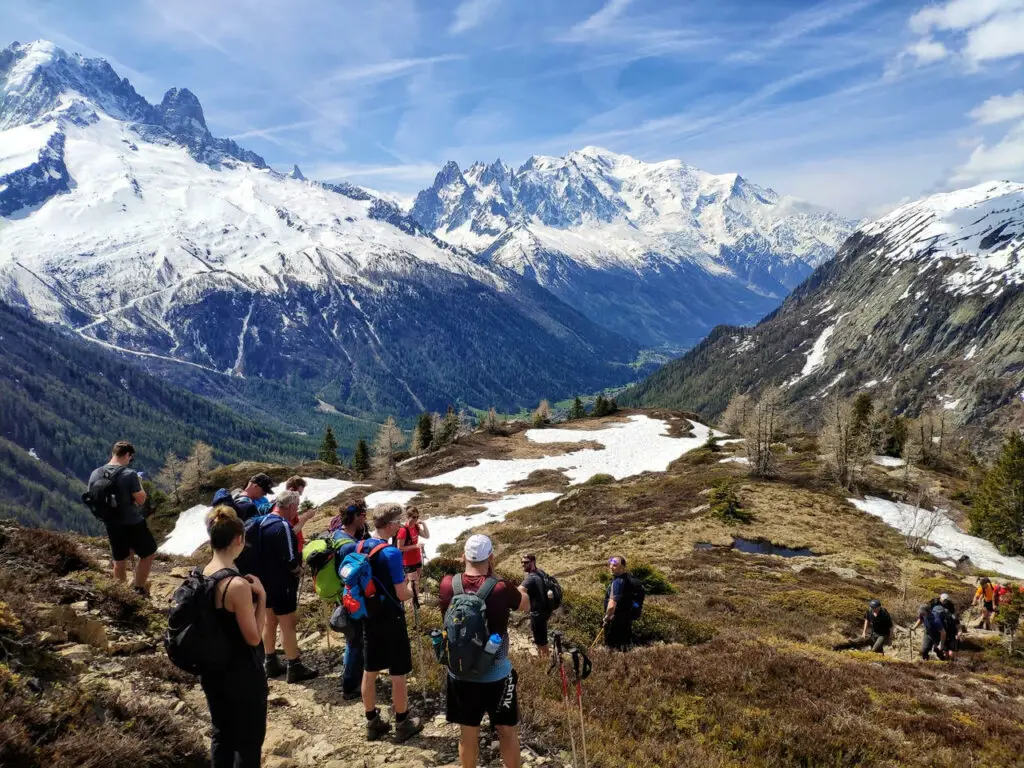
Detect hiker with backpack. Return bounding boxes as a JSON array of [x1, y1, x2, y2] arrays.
[[179, 505, 269, 768], [352, 504, 423, 742], [973, 577, 996, 630], [284, 476, 317, 552], [912, 604, 948, 661], [236, 489, 318, 683], [320, 504, 368, 700], [521, 553, 561, 658], [861, 599, 893, 653], [86, 441, 156, 596], [603, 555, 643, 651], [211, 473, 274, 522], [395, 506, 429, 610], [439, 534, 530, 768]]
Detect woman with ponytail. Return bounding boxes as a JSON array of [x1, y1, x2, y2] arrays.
[[200, 505, 269, 767]]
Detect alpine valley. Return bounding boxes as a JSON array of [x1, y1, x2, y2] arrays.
[[625, 181, 1024, 435]]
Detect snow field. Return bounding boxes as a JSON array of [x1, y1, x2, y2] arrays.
[[849, 496, 1024, 580], [419, 415, 722, 494], [423, 493, 560, 560]]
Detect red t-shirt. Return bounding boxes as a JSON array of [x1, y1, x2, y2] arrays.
[[396, 524, 422, 567], [438, 574, 523, 635]]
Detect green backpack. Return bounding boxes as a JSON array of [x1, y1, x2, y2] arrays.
[[303, 534, 353, 602]]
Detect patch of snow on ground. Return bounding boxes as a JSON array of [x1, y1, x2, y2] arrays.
[[28, 448, 40, 460], [863, 380, 878, 388], [423, 493, 560, 559], [159, 477, 363, 556], [418, 415, 722, 494], [871, 455, 906, 468], [364, 490, 421, 508], [786, 324, 835, 387], [849, 496, 1024, 579], [719, 457, 750, 465]]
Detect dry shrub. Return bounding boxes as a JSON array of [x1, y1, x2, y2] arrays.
[[0, 525, 92, 576], [121, 653, 196, 686], [422, 556, 461, 582], [552, 589, 712, 649], [60, 572, 162, 634]]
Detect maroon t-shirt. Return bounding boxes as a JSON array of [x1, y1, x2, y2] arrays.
[[438, 574, 523, 634]]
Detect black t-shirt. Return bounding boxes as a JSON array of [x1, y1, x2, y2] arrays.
[[865, 607, 893, 636], [88, 464, 144, 525], [522, 571, 547, 617]]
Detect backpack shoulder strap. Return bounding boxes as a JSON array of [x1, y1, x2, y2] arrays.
[[453, 574, 464, 596], [368, 542, 390, 560], [476, 576, 499, 602], [356, 540, 367, 555]]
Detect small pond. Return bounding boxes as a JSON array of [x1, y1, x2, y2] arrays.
[[694, 538, 818, 558]]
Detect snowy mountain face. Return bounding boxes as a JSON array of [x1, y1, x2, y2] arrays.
[[0, 41, 641, 418], [625, 181, 1024, 434], [411, 147, 856, 348]]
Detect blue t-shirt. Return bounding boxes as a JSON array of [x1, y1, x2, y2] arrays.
[[605, 574, 632, 621], [338, 537, 405, 619]]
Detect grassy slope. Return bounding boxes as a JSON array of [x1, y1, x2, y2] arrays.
[[423, 425, 1024, 768]]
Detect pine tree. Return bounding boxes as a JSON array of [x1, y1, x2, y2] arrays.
[[969, 432, 1024, 555], [434, 408, 459, 448], [352, 439, 370, 476], [155, 452, 186, 505], [374, 417, 406, 488], [318, 426, 340, 465], [592, 395, 609, 418], [569, 397, 586, 420], [412, 412, 433, 453], [851, 392, 873, 438], [608, 397, 619, 414]]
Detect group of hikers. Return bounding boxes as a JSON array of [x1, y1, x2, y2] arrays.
[[848, 576, 1016, 661], [85, 440, 646, 768]]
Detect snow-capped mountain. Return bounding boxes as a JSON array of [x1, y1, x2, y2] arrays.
[[0, 41, 640, 418], [625, 180, 1024, 433], [411, 147, 856, 348]]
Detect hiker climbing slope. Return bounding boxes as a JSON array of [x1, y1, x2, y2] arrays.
[[862, 599, 893, 653], [974, 577, 996, 630], [603, 555, 643, 651], [913, 604, 947, 661], [439, 534, 530, 768], [85, 440, 156, 596]]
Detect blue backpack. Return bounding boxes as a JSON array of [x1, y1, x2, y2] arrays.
[[339, 541, 390, 619]]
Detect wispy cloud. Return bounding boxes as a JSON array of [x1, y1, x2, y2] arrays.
[[562, 0, 634, 41], [305, 161, 439, 184], [970, 91, 1024, 125], [449, 0, 500, 35], [324, 54, 463, 86]]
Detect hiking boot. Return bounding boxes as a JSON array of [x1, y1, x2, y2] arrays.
[[366, 715, 392, 741], [132, 585, 149, 598], [393, 716, 423, 743], [341, 688, 361, 701], [286, 660, 319, 683], [265, 654, 286, 679]]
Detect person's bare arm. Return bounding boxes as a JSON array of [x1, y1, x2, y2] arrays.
[[417, 521, 430, 539], [517, 584, 531, 613], [131, 475, 147, 506], [862, 619, 869, 637], [395, 580, 412, 602], [227, 578, 263, 646]]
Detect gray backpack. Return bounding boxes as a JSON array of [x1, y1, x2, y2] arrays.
[[443, 575, 497, 677]]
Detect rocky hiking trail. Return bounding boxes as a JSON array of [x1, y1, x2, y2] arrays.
[[52, 538, 561, 768]]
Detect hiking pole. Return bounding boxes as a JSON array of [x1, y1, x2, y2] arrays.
[[570, 647, 593, 768], [588, 625, 604, 652], [550, 633, 579, 768]]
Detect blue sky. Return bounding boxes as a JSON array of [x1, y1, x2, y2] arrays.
[[3, 0, 1023, 217]]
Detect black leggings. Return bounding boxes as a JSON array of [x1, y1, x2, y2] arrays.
[[201, 661, 268, 768]]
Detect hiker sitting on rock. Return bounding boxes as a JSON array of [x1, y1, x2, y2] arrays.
[[861, 599, 893, 653], [200, 506, 269, 768]]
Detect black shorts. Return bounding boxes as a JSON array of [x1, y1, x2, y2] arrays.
[[105, 521, 157, 562], [446, 669, 519, 728], [262, 571, 299, 615], [363, 614, 412, 676], [529, 614, 549, 647], [404, 562, 422, 575], [984, 601, 994, 612]]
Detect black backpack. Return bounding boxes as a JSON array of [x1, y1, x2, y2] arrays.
[[82, 465, 127, 522], [165, 568, 238, 674], [622, 574, 645, 620], [535, 569, 563, 612], [234, 514, 288, 576]]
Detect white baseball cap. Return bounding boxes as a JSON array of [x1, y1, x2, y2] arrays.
[[464, 534, 493, 562]]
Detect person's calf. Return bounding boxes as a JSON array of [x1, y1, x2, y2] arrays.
[[497, 725, 521, 768], [459, 726, 480, 768], [112, 560, 128, 583], [134, 554, 155, 590]]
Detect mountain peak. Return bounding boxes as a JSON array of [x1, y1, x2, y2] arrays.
[[158, 87, 207, 130], [289, 164, 306, 181]]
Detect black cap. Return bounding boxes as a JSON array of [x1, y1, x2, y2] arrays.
[[250, 473, 273, 493], [868, 599, 881, 610]]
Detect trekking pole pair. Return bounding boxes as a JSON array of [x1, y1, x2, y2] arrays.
[[549, 632, 592, 768]]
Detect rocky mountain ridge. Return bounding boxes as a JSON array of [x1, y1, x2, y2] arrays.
[[411, 146, 856, 348]]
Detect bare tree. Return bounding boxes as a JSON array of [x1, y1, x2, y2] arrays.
[[532, 399, 552, 427], [745, 387, 783, 478], [820, 394, 871, 489], [720, 393, 751, 437], [374, 417, 406, 489], [457, 408, 475, 439], [483, 407, 502, 435], [181, 441, 214, 490], [900, 488, 943, 554], [156, 452, 187, 505], [911, 408, 950, 468]]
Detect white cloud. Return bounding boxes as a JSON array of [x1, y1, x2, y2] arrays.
[[565, 0, 634, 40], [449, 0, 499, 35], [910, 0, 1021, 33], [952, 119, 1024, 184], [305, 161, 440, 184], [970, 91, 1024, 124], [965, 10, 1024, 61], [906, 37, 949, 63]]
